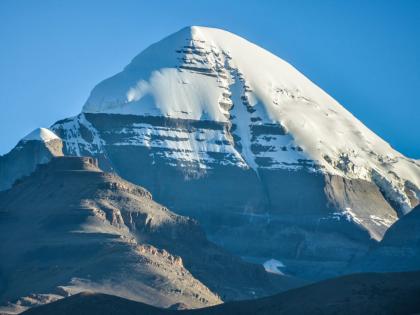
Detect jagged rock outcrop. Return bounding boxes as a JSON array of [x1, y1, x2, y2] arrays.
[[0, 156, 299, 314]]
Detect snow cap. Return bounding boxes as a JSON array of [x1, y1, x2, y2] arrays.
[[22, 128, 60, 143]]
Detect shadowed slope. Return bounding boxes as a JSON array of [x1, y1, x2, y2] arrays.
[[349, 204, 420, 273], [21, 271, 420, 315], [0, 156, 299, 314]]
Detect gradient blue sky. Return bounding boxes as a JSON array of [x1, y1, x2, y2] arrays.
[[0, 0, 419, 157]]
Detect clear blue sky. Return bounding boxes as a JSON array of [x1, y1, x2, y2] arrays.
[[0, 0, 419, 157]]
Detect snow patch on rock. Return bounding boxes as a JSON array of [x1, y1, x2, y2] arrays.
[[51, 114, 104, 156], [331, 207, 363, 225], [369, 215, 394, 228], [263, 259, 285, 275]]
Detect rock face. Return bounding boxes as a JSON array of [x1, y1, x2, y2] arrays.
[[0, 156, 298, 314], [0, 128, 63, 191], [349, 205, 420, 273], [51, 113, 386, 279], [20, 271, 420, 315], [44, 26, 420, 280]]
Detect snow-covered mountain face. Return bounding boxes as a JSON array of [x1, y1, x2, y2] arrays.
[[6, 26, 418, 280], [82, 26, 419, 213]]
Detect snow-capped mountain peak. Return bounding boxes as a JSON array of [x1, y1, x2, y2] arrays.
[[21, 127, 60, 143], [79, 26, 419, 213]]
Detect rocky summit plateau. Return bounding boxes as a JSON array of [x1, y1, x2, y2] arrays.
[[0, 25, 419, 314]]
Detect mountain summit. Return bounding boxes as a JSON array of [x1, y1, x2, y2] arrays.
[[21, 128, 60, 143], [3, 26, 419, 280], [82, 26, 419, 214]]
